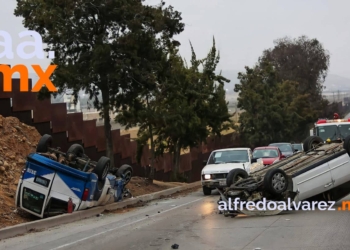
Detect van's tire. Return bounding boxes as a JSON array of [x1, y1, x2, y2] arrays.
[[116, 164, 133, 186], [226, 169, 249, 187], [343, 135, 350, 155], [264, 168, 288, 195], [303, 136, 324, 152], [94, 156, 110, 182], [66, 144, 84, 159], [36, 134, 53, 153], [203, 186, 211, 195]]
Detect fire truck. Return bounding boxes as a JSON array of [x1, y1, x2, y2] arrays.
[[310, 113, 350, 143]]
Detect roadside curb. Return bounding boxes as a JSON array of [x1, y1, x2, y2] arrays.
[[0, 181, 201, 241]]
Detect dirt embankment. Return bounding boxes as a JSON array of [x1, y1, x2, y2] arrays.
[[0, 115, 42, 228], [0, 115, 189, 229]]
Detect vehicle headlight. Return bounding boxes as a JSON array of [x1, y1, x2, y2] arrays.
[[204, 174, 211, 180]]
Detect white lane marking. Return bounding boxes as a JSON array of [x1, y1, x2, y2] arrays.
[[49, 197, 205, 250]]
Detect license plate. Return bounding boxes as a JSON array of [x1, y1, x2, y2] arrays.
[[219, 180, 226, 186], [34, 176, 50, 187]]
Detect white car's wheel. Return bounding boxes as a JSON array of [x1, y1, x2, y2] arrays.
[[203, 186, 211, 195]]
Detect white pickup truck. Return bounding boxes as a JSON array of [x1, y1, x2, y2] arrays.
[[201, 148, 253, 195]]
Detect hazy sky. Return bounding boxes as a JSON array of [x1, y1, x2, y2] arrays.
[[1, 0, 350, 78]]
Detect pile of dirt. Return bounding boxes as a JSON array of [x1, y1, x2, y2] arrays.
[[0, 115, 42, 229]]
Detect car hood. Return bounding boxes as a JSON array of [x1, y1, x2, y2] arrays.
[[261, 157, 279, 165], [202, 163, 249, 174], [281, 151, 293, 157]]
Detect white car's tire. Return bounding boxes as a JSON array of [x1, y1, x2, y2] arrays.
[[203, 186, 211, 195]]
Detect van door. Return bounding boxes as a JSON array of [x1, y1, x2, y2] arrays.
[[293, 162, 333, 201], [20, 158, 56, 218]]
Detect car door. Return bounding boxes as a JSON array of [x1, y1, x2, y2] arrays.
[[327, 152, 350, 188], [293, 162, 333, 201]]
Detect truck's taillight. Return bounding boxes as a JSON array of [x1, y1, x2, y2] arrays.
[[82, 188, 89, 201]]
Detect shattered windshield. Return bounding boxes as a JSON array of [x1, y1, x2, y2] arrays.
[[208, 150, 249, 164], [316, 125, 337, 141]]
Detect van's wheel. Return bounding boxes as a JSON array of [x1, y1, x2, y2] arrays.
[[94, 156, 110, 182], [226, 169, 249, 187], [36, 134, 53, 153], [264, 168, 288, 195], [203, 186, 211, 195], [343, 135, 350, 155], [116, 164, 133, 186], [66, 144, 84, 160], [303, 136, 323, 152]]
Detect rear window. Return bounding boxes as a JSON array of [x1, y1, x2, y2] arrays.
[[270, 144, 292, 152], [253, 149, 279, 158], [22, 187, 45, 214]]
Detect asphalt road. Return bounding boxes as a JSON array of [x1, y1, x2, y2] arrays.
[[1, 189, 350, 250]]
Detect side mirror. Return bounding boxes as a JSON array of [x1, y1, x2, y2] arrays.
[[251, 158, 257, 163], [294, 149, 298, 152], [310, 129, 314, 136], [281, 155, 286, 159], [203, 160, 207, 166]]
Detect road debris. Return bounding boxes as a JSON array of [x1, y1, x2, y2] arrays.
[[171, 243, 179, 249]]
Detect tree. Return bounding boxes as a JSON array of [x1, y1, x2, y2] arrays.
[[154, 38, 232, 180], [116, 42, 187, 182], [234, 60, 314, 147], [117, 38, 231, 181], [14, 0, 184, 167], [261, 36, 330, 100]]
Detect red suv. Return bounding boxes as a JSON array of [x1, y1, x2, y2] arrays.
[[252, 146, 285, 165]]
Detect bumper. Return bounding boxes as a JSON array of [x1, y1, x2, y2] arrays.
[[202, 179, 227, 188]]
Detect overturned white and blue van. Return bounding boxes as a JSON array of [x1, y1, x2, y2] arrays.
[[15, 134, 132, 218]]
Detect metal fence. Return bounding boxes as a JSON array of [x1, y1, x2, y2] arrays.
[[0, 72, 239, 182]]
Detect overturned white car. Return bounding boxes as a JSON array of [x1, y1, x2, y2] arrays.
[[217, 135, 350, 217]]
